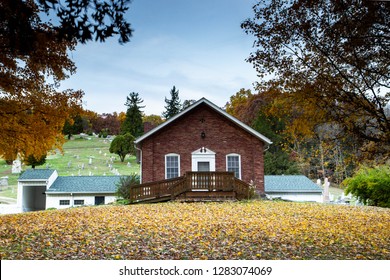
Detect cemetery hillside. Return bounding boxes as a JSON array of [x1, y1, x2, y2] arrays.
[[0, 134, 139, 200]]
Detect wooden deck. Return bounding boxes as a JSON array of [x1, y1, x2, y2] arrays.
[[129, 172, 251, 203]]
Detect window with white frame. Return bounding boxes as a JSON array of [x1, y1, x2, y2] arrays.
[[59, 200, 70, 205], [74, 200, 84, 206], [226, 154, 241, 179], [165, 154, 180, 179]]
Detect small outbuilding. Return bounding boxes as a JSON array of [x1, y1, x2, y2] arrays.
[[17, 169, 58, 212], [264, 175, 323, 203], [45, 175, 121, 209], [17, 169, 120, 212]]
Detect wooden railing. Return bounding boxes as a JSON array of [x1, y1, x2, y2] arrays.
[[130, 172, 251, 203], [234, 177, 252, 200], [129, 176, 183, 203], [171, 172, 235, 197]]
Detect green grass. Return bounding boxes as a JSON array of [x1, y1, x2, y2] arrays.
[[0, 135, 140, 199], [46, 135, 139, 176]]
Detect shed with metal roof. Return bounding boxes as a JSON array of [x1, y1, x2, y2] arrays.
[[17, 169, 122, 211], [264, 175, 323, 202]]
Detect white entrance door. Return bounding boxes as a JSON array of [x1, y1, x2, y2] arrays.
[[191, 147, 216, 172], [197, 161, 210, 172]]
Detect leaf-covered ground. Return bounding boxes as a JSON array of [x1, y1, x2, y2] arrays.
[[1, 201, 389, 260]]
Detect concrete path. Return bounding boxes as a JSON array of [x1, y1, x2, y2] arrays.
[[0, 197, 20, 214], [0, 196, 17, 204]]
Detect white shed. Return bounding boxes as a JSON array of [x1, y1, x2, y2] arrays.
[[45, 176, 120, 209], [17, 169, 58, 212], [265, 175, 323, 203], [17, 169, 121, 212]]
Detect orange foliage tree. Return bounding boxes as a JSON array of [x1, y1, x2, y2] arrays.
[[0, 0, 132, 163], [226, 87, 358, 182], [242, 0, 390, 162]]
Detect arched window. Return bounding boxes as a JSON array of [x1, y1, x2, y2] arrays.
[[226, 153, 241, 179], [165, 153, 180, 179]]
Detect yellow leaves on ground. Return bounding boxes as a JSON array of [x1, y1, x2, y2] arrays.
[[1, 201, 389, 260]]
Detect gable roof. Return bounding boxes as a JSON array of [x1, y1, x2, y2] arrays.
[[46, 176, 121, 194], [18, 169, 56, 181], [265, 175, 323, 193], [135, 97, 272, 145]]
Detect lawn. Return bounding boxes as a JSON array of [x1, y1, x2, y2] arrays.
[[0, 201, 389, 260], [45, 135, 139, 176]]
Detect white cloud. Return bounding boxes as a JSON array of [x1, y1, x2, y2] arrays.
[[59, 0, 259, 115]]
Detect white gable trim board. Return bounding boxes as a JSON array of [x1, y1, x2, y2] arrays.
[[135, 98, 273, 145]]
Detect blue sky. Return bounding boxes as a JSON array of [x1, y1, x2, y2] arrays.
[[60, 0, 259, 115]]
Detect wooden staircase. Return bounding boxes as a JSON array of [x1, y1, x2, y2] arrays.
[[129, 172, 252, 203]]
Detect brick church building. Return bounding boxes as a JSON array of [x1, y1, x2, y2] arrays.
[[134, 98, 272, 194]]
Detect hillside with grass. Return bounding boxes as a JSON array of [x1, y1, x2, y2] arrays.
[[0, 135, 139, 200], [0, 201, 389, 260]]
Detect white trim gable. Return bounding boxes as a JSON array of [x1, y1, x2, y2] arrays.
[[134, 98, 272, 145]]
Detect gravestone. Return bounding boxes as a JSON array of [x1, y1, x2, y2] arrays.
[[0, 176, 8, 187], [323, 178, 330, 203], [12, 160, 21, 174]]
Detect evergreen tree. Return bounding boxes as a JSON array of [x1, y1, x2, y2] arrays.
[[63, 115, 84, 140], [163, 86, 182, 119], [25, 154, 46, 169], [121, 92, 145, 137]]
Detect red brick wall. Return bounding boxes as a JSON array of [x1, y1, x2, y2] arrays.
[[138, 104, 265, 193]]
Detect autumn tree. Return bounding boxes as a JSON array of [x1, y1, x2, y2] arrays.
[[225, 88, 358, 181], [242, 0, 390, 161], [91, 113, 121, 136], [118, 111, 127, 127], [143, 114, 164, 127], [0, 87, 83, 163], [163, 86, 181, 119], [225, 88, 253, 119], [76, 109, 97, 135], [0, 0, 132, 162], [121, 92, 145, 138], [226, 89, 299, 175]]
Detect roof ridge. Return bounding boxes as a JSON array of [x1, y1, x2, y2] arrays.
[[134, 97, 272, 145]]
